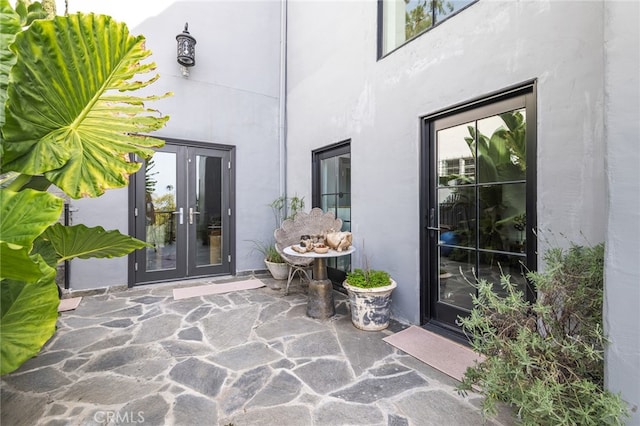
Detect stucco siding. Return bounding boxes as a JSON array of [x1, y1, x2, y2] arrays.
[[603, 0, 640, 421], [68, 1, 283, 289], [286, 0, 607, 323]]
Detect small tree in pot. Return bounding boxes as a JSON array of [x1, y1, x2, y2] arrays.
[[343, 268, 397, 331]]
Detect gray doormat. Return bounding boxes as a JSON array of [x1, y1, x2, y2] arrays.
[[383, 325, 484, 382]]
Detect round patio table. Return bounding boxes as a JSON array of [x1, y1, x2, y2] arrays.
[[283, 245, 355, 319]]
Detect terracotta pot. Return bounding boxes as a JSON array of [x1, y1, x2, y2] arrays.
[[343, 279, 397, 331], [265, 260, 288, 280]]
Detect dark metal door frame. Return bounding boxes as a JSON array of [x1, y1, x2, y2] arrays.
[[420, 82, 537, 334], [129, 139, 235, 286]]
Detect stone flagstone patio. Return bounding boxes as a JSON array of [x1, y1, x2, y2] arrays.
[[0, 276, 515, 425]]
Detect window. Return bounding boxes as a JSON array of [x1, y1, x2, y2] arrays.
[[379, 0, 477, 56]]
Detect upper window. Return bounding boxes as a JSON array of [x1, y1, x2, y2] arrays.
[[379, 0, 477, 56]]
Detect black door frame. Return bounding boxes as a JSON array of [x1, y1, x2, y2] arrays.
[[312, 140, 351, 287], [128, 138, 236, 286], [419, 81, 537, 335]]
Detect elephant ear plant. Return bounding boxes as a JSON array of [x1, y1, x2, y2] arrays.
[[0, 0, 171, 375]]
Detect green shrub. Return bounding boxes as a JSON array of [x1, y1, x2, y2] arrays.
[[345, 268, 391, 288], [457, 243, 629, 425]]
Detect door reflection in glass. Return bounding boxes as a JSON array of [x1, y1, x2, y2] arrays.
[[195, 155, 223, 267], [145, 152, 178, 272], [436, 109, 528, 311]]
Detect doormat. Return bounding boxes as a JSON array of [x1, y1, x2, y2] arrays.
[[58, 297, 82, 312], [383, 325, 484, 382], [173, 279, 266, 300]]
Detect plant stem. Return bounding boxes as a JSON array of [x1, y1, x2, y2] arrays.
[[4, 174, 52, 192]]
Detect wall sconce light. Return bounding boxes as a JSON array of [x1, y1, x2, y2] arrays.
[[176, 22, 196, 77]]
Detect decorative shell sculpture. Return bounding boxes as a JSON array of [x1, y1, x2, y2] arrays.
[[325, 231, 352, 252], [290, 231, 352, 253]]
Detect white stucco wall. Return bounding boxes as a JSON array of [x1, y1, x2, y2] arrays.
[[286, 0, 607, 323], [68, 1, 283, 289], [603, 1, 640, 421]]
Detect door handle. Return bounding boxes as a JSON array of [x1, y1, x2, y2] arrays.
[[172, 207, 183, 225], [189, 208, 200, 225], [427, 208, 439, 233]]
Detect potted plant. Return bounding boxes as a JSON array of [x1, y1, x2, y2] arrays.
[[343, 268, 397, 331], [253, 195, 306, 280], [253, 241, 288, 280]]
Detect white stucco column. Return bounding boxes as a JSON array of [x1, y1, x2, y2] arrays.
[[603, 1, 640, 422]]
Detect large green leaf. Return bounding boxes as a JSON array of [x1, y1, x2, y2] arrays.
[[31, 236, 57, 268], [42, 223, 149, 262], [1, 256, 58, 375], [0, 189, 63, 247], [0, 0, 21, 132], [0, 188, 61, 287], [0, 242, 42, 282], [1, 13, 169, 198]]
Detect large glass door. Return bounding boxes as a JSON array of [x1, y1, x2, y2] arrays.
[[132, 143, 233, 284], [313, 141, 351, 286], [188, 147, 230, 275], [421, 87, 536, 333]]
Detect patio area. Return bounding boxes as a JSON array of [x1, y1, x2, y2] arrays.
[[1, 276, 515, 425]]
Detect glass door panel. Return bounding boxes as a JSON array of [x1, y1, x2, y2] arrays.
[[145, 151, 179, 272], [477, 110, 527, 184], [313, 143, 351, 285], [437, 122, 476, 186], [477, 252, 527, 296], [478, 183, 526, 252], [321, 154, 352, 277], [424, 92, 534, 332], [319, 153, 351, 231], [192, 153, 224, 270], [439, 247, 474, 311]]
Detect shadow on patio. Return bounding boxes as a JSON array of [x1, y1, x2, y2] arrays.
[[1, 276, 515, 425]]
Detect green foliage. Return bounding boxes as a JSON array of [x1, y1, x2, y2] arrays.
[[251, 240, 283, 263], [41, 223, 149, 262], [448, 110, 527, 262], [1, 256, 57, 375], [404, 0, 453, 40], [457, 243, 629, 425], [345, 268, 391, 289], [2, 11, 169, 198], [270, 194, 305, 226], [0, 0, 169, 374], [0, 0, 20, 130]]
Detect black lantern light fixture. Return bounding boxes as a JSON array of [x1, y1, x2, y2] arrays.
[[176, 22, 196, 77]]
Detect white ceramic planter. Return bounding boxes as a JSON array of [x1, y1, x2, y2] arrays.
[[265, 260, 288, 280], [343, 279, 397, 331]]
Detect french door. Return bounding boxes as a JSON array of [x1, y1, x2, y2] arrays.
[[421, 85, 537, 333], [312, 141, 351, 287], [131, 142, 234, 284]]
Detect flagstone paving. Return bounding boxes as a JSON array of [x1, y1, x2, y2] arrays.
[[1, 276, 516, 426]]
